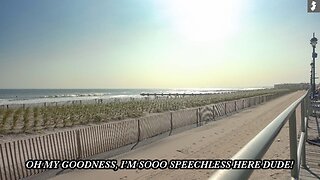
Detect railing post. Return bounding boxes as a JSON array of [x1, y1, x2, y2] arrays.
[[76, 129, 82, 159], [259, 96, 261, 104], [306, 94, 310, 129], [225, 103, 227, 115], [243, 99, 245, 109], [300, 99, 307, 168], [196, 108, 199, 127], [289, 111, 298, 179], [198, 108, 202, 126], [212, 105, 215, 120], [137, 119, 141, 141], [169, 112, 173, 136], [131, 119, 140, 150]]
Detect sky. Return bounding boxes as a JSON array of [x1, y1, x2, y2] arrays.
[[0, 0, 320, 89]]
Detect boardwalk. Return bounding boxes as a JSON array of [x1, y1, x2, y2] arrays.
[[50, 91, 306, 180], [300, 115, 320, 180]]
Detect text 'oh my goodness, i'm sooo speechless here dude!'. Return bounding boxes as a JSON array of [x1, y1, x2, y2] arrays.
[[25, 159, 295, 171]]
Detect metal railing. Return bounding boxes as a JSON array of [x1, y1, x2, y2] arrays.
[[210, 91, 309, 180]]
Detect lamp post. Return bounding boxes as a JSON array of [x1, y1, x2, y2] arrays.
[[310, 33, 318, 99], [310, 68, 313, 92]]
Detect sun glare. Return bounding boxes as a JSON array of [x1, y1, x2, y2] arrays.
[[157, 0, 248, 42]]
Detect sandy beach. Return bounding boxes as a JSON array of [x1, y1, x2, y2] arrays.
[[0, 89, 288, 137], [50, 91, 304, 180]]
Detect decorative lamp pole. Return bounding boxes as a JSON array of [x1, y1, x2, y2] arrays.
[[310, 33, 318, 99], [310, 69, 313, 91]]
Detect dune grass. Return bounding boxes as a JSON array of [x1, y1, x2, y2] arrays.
[[0, 89, 293, 134]]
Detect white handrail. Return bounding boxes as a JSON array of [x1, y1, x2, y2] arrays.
[[210, 91, 309, 180]]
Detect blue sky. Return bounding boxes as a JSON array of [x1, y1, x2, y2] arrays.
[[1, 0, 320, 88]]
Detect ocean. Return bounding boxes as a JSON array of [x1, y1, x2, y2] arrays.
[[0, 88, 263, 105]]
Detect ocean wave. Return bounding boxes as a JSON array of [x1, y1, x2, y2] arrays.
[[41, 93, 111, 99], [110, 95, 142, 99], [0, 94, 142, 106]]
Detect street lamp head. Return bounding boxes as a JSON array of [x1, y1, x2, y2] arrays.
[[311, 37, 318, 47], [311, 33, 318, 47]]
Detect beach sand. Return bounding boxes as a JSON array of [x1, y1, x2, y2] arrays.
[[0, 89, 290, 136], [50, 91, 304, 180]]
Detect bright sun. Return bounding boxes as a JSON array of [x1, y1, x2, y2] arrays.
[[156, 0, 248, 42]]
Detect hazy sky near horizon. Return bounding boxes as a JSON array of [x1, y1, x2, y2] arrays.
[[1, 0, 320, 88]]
